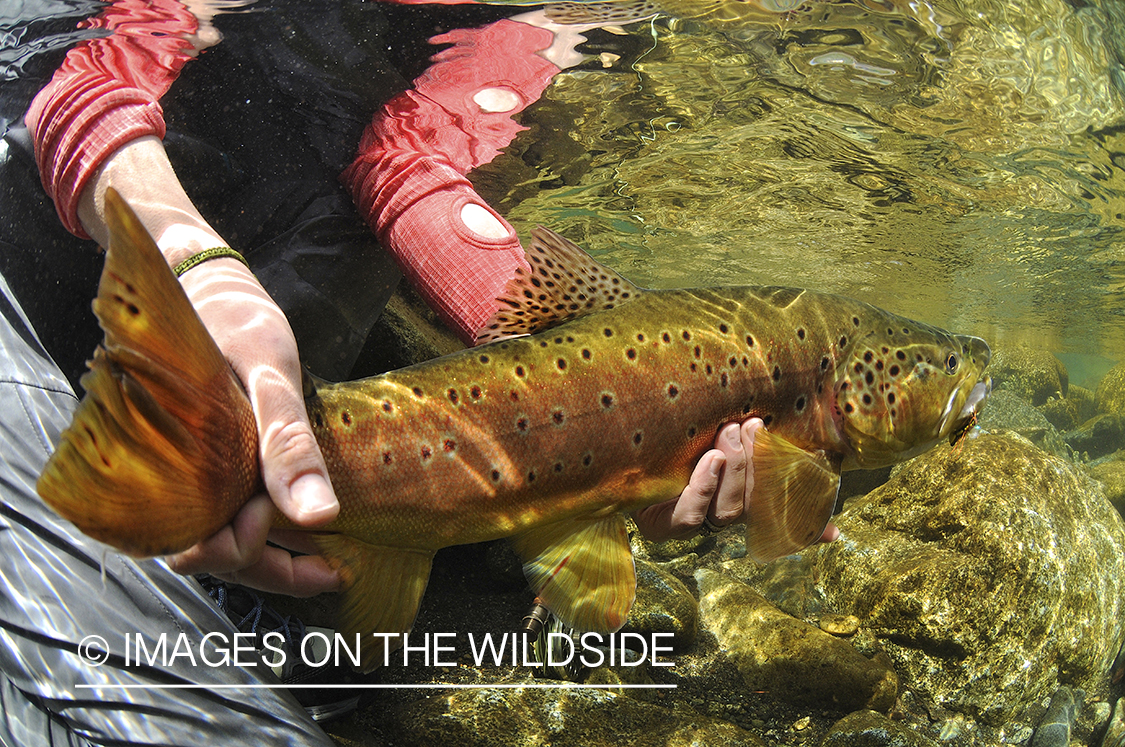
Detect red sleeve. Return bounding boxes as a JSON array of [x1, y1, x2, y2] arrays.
[[24, 0, 200, 238]]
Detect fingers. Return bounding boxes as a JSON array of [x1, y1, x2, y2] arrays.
[[634, 450, 726, 542], [167, 495, 341, 597], [709, 422, 748, 524]]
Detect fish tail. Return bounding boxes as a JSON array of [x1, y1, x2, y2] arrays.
[[36, 188, 259, 557]]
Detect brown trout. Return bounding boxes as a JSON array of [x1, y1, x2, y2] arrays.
[[38, 190, 990, 670]]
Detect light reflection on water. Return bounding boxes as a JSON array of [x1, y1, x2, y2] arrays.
[[473, 0, 1125, 367]]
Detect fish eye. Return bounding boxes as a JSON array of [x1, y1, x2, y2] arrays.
[[945, 353, 959, 373]]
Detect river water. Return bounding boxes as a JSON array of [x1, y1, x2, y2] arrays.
[[473, 0, 1125, 386]]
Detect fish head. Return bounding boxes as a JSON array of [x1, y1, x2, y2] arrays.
[[834, 322, 991, 469]]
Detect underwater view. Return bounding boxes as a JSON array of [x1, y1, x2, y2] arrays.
[[3, 0, 1125, 744]]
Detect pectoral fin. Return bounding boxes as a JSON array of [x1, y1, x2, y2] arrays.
[[745, 427, 841, 564], [512, 514, 635, 633], [315, 534, 435, 673]]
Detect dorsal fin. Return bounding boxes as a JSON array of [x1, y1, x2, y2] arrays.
[[474, 227, 643, 345]]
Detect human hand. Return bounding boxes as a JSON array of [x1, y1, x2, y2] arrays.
[[77, 138, 340, 597], [163, 257, 341, 597], [633, 418, 840, 545]]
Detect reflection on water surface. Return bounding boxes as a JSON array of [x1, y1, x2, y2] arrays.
[[473, 0, 1125, 371]]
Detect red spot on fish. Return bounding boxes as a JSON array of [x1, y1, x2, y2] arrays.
[[510, 391, 520, 402], [341, 411, 352, 426], [448, 388, 460, 405], [421, 446, 432, 459]]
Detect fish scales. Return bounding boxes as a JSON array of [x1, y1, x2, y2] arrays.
[[311, 285, 921, 548], [38, 192, 991, 671]]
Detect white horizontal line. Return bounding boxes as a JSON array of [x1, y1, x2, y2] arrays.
[[76, 683, 677, 690]]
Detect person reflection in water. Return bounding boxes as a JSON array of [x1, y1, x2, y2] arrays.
[[0, 0, 835, 743]]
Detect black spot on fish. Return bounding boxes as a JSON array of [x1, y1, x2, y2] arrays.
[[601, 393, 615, 409], [604, 328, 614, 337], [845, 403, 854, 413], [863, 394, 872, 405], [852, 316, 860, 326], [706, 364, 713, 375], [583, 453, 592, 467], [341, 411, 352, 426], [719, 323, 729, 334], [890, 365, 900, 377], [515, 366, 526, 378], [626, 348, 637, 361], [772, 366, 781, 382], [382, 401, 393, 413], [690, 363, 698, 373], [412, 387, 423, 398], [854, 362, 864, 374], [694, 346, 702, 359], [557, 358, 567, 370], [510, 391, 519, 402], [553, 410, 565, 425], [448, 388, 460, 405], [688, 426, 697, 437], [746, 335, 755, 348], [668, 384, 679, 398], [567, 336, 575, 343], [554, 462, 564, 473], [582, 348, 592, 360], [637, 333, 645, 342], [797, 328, 806, 340], [471, 386, 482, 399], [796, 396, 806, 412], [383, 452, 392, 465], [539, 341, 548, 348], [554, 337, 563, 344], [444, 439, 456, 452], [839, 336, 848, 348], [864, 351, 874, 363], [682, 330, 692, 341], [632, 431, 643, 446], [904, 328, 911, 335], [821, 357, 830, 372], [887, 328, 895, 336], [491, 469, 501, 482], [479, 354, 490, 364], [888, 392, 896, 404], [528, 470, 536, 483], [865, 371, 874, 385], [516, 417, 529, 432], [421, 446, 432, 459], [876, 360, 884, 371], [729, 356, 738, 368], [662, 332, 671, 343], [721, 372, 729, 388]]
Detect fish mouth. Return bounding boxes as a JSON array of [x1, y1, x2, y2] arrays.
[[947, 376, 991, 445]]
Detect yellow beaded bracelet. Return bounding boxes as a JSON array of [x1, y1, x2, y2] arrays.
[[173, 247, 250, 277]]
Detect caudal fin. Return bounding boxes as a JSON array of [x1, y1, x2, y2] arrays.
[[36, 188, 259, 557]]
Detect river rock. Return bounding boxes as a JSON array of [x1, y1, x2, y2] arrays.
[[1088, 452, 1125, 518], [622, 558, 699, 652], [976, 389, 1069, 459], [696, 570, 898, 712], [815, 432, 1125, 725], [1096, 363, 1125, 416], [1065, 414, 1125, 460], [820, 710, 940, 747], [374, 684, 765, 747], [989, 346, 1068, 406]]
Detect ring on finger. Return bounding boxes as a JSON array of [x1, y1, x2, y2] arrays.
[[700, 516, 725, 536]]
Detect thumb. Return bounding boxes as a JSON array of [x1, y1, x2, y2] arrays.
[[249, 366, 339, 527]]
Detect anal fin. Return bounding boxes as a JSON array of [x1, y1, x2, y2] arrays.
[[745, 427, 841, 564], [512, 514, 635, 633], [314, 534, 434, 673]]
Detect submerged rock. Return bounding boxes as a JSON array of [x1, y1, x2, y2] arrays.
[[1097, 363, 1125, 416], [696, 570, 898, 713], [376, 684, 764, 747], [623, 558, 699, 652], [990, 345, 1068, 406], [976, 390, 1069, 458], [816, 432, 1125, 725], [1030, 686, 1083, 747], [821, 710, 940, 747]]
